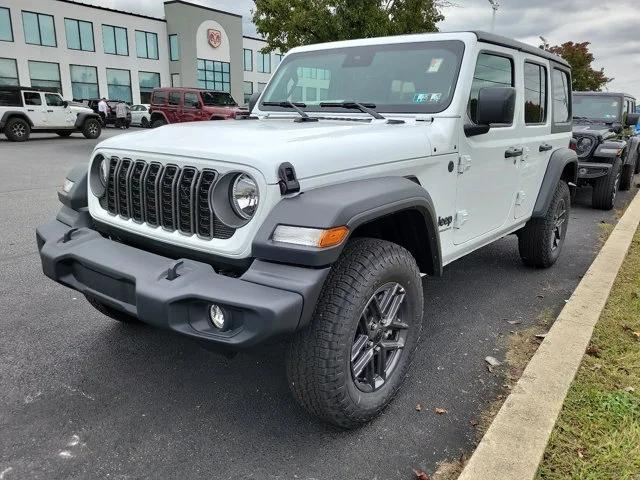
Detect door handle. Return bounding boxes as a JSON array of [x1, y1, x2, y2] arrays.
[[27, 109, 34, 112], [539, 143, 553, 152], [505, 147, 524, 158], [47, 109, 54, 113]]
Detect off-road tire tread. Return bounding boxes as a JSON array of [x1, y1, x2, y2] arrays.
[[286, 238, 423, 429], [4, 117, 30, 142], [82, 118, 101, 139], [518, 181, 570, 268], [592, 158, 622, 210], [619, 162, 634, 191], [85, 295, 139, 323], [151, 118, 166, 128]]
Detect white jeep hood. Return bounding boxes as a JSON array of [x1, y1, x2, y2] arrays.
[[95, 118, 436, 184]]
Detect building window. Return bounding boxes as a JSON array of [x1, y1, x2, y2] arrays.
[[0, 7, 13, 42], [102, 24, 128, 56], [169, 34, 180, 61], [139, 71, 160, 104], [136, 30, 158, 60], [22, 11, 56, 47], [197, 59, 230, 92], [171, 73, 181, 87], [524, 62, 547, 125], [243, 48, 253, 72], [106, 68, 132, 103], [0, 58, 18, 85], [257, 51, 271, 74], [274, 53, 284, 68], [28, 61, 61, 93], [70, 65, 98, 100], [257, 82, 267, 93], [243, 81, 253, 104], [65, 18, 94, 52]]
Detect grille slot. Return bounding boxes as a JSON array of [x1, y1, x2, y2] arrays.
[[102, 157, 234, 240]]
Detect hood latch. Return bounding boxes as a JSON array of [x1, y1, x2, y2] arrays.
[[278, 162, 300, 195]]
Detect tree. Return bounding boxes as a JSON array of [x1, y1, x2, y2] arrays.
[[540, 41, 612, 91], [252, 0, 446, 53]]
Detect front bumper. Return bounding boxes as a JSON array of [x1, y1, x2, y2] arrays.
[[36, 218, 328, 348], [577, 161, 612, 180]]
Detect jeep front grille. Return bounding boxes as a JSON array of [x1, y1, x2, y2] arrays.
[[103, 157, 235, 240]]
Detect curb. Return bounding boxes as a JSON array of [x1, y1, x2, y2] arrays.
[[457, 190, 640, 480]]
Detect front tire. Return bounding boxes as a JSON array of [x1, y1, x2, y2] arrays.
[[85, 295, 140, 324], [518, 180, 570, 268], [4, 117, 30, 142], [619, 157, 635, 191], [82, 118, 102, 139], [141, 117, 150, 128], [592, 158, 622, 210], [287, 238, 424, 429], [151, 118, 167, 128]]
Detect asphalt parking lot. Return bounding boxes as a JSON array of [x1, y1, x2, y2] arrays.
[[0, 128, 637, 480]]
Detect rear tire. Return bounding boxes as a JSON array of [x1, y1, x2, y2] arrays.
[[85, 295, 140, 324], [141, 117, 150, 128], [56, 130, 73, 137], [518, 180, 570, 268], [151, 118, 167, 128], [82, 118, 102, 139], [4, 117, 30, 142], [287, 238, 424, 429], [592, 158, 622, 210]]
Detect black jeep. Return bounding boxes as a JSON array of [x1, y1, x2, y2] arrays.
[[572, 92, 640, 210]]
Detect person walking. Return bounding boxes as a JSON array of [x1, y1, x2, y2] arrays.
[[97, 97, 108, 126], [115, 101, 127, 129]]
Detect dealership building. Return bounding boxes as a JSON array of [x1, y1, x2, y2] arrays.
[[0, 0, 281, 105]]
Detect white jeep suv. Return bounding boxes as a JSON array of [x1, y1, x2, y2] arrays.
[[0, 86, 102, 141], [37, 31, 577, 428]]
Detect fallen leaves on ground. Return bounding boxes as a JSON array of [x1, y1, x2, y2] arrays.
[[412, 468, 431, 479], [415, 404, 422, 412], [586, 345, 601, 357], [434, 407, 448, 415]]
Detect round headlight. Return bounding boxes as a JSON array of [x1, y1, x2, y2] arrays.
[[230, 173, 259, 220], [577, 137, 593, 155], [99, 157, 109, 186]]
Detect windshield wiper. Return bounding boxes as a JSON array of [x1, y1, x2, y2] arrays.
[[319, 101, 386, 120], [262, 101, 318, 122]]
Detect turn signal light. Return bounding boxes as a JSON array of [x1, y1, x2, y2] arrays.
[[272, 225, 349, 248]]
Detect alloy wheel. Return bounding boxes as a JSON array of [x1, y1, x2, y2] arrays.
[[12, 124, 25, 137]]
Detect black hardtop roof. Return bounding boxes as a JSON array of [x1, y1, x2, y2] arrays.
[[472, 31, 570, 68], [574, 91, 636, 100]]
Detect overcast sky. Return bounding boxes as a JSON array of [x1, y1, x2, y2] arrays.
[[81, 0, 640, 98]]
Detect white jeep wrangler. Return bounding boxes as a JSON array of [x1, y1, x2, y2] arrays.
[[37, 31, 577, 428], [0, 86, 102, 142]]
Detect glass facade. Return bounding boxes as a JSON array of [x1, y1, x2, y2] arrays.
[[197, 59, 230, 92], [0, 7, 13, 42], [23, 11, 56, 47], [65, 18, 94, 51], [257, 51, 271, 73], [28, 61, 61, 93], [139, 71, 160, 103], [70, 64, 98, 100], [243, 81, 253, 104], [243, 48, 252, 71], [169, 34, 179, 61], [136, 30, 158, 59], [0, 58, 18, 85], [106, 68, 132, 102], [102, 24, 128, 55]]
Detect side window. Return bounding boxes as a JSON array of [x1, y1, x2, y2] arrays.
[[45, 93, 64, 106], [152, 90, 167, 105], [552, 69, 571, 123], [23, 92, 42, 105], [184, 92, 199, 108], [524, 62, 547, 125], [168, 91, 181, 105], [468, 52, 513, 124]]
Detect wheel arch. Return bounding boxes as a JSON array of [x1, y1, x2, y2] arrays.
[[150, 111, 168, 123], [532, 147, 578, 218], [1, 111, 34, 128], [252, 176, 443, 276], [74, 112, 101, 129]]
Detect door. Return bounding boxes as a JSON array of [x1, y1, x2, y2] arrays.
[[44, 93, 73, 128], [515, 60, 551, 219], [181, 92, 205, 122], [166, 91, 182, 123], [22, 91, 46, 126], [130, 105, 142, 124], [454, 51, 522, 245]]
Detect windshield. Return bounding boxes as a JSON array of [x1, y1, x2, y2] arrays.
[[202, 91, 237, 106], [260, 40, 465, 114], [573, 95, 621, 122]]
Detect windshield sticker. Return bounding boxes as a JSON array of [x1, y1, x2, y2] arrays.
[[413, 93, 430, 104], [428, 93, 442, 103], [428, 58, 444, 73]]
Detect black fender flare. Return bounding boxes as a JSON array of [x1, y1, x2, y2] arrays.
[[74, 112, 101, 129], [532, 147, 578, 218], [593, 139, 627, 161], [252, 176, 442, 273], [1, 111, 34, 128], [57, 164, 88, 211], [625, 136, 640, 164]]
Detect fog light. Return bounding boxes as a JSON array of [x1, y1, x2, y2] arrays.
[[209, 304, 226, 329], [579, 168, 587, 175]]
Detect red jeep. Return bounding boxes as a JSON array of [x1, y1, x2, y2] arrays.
[[148, 88, 247, 127]]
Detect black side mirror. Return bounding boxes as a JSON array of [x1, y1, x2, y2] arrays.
[[625, 112, 640, 127], [465, 87, 516, 137], [62, 100, 69, 108], [248, 92, 261, 113]]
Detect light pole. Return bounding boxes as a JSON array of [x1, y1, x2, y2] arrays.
[[488, 0, 499, 32]]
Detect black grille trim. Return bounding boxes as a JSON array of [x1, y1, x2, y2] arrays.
[[101, 157, 234, 240]]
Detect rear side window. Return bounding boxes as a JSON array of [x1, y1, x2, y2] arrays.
[[152, 90, 167, 105], [23, 92, 41, 105], [524, 62, 547, 124], [468, 52, 513, 124], [0, 89, 21, 106], [168, 91, 181, 105], [552, 69, 571, 123]]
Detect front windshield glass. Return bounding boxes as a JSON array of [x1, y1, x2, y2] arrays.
[[260, 40, 465, 114], [573, 95, 621, 121], [202, 91, 237, 106]]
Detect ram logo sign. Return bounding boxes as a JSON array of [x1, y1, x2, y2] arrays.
[[208, 29, 222, 48]]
